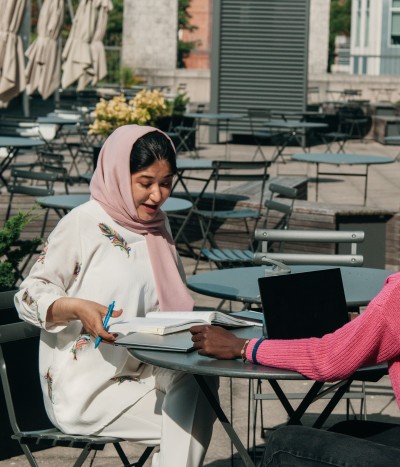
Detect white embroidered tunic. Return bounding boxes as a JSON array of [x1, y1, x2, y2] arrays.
[[15, 200, 170, 435]]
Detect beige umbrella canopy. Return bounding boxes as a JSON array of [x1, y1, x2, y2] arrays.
[[25, 0, 65, 100], [91, 0, 113, 86], [62, 0, 100, 91], [0, 0, 27, 107]]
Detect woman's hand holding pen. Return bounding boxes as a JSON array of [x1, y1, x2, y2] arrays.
[[48, 298, 122, 344], [190, 325, 246, 359]]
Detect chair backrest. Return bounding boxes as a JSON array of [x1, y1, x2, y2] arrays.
[[264, 182, 298, 231], [209, 160, 270, 213], [0, 292, 51, 458], [6, 168, 57, 221], [0, 321, 41, 436], [247, 108, 272, 133], [253, 229, 365, 266]]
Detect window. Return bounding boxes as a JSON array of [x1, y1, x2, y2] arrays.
[[364, 0, 370, 46], [391, 0, 400, 45], [355, 0, 362, 47]]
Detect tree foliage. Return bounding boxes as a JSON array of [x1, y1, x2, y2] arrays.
[[329, 0, 352, 70]]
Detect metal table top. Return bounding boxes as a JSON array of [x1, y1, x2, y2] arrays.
[[0, 136, 45, 147], [187, 265, 393, 308], [36, 194, 192, 213], [263, 120, 328, 129], [185, 112, 246, 121], [291, 153, 395, 165]]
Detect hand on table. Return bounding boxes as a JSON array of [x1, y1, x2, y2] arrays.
[[48, 297, 123, 345], [190, 324, 246, 359]]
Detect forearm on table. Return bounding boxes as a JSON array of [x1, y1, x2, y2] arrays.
[[245, 308, 398, 381]]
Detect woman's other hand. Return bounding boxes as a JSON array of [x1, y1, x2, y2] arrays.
[[190, 325, 246, 359], [48, 297, 123, 344]]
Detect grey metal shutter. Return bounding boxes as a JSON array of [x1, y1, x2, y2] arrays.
[[210, 0, 310, 140]]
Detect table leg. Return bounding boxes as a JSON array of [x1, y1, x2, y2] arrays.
[[363, 165, 369, 206], [193, 374, 256, 467], [0, 147, 18, 188], [315, 162, 320, 201]]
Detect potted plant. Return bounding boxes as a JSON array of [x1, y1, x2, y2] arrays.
[[0, 207, 42, 321]]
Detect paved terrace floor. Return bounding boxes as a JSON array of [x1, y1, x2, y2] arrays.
[[1, 135, 400, 466]]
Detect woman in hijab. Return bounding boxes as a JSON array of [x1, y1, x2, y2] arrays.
[[15, 125, 217, 467]]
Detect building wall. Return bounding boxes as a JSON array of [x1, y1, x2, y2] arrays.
[[122, 0, 177, 73], [180, 0, 212, 69], [308, 0, 330, 75], [380, 0, 400, 74]]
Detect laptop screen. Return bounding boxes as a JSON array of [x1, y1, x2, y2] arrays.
[[258, 268, 350, 340]]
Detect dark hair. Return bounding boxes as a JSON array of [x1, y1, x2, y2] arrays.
[[129, 130, 177, 175]]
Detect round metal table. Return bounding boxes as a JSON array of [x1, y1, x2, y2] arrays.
[[187, 265, 393, 308], [36, 194, 192, 216], [291, 153, 395, 205]]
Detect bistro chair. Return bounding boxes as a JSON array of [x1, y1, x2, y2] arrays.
[[5, 169, 58, 237], [37, 151, 71, 194], [199, 182, 298, 269], [253, 229, 365, 267], [247, 108, 276, 161], [0, 300, 155, 467], [192, 160, 270, 274]]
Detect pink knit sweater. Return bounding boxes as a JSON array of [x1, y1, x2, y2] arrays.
[[245, 272, 400, 408]]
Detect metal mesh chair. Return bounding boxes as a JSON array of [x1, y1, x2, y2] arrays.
[[192, 160, 270, 274], [0, 295, 155, 467], [200, 182, 298, 269]]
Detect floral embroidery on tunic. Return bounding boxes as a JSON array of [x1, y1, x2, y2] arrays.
[[37, 241, 49, 263], [44, 368, 53, 403], [22, 289, 42, 326], [71, 331, 91, 360], [73, 262, 81, 279], [111, 376, 139, 385], [98, 223, 131, 257]]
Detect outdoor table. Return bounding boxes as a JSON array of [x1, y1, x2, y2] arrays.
[[187, 265, 392, 309], [0, 136, 45, 188], [263, 120, 328, 157], [37, 115, 83, 141], [36, 194, 192, 220], [291, 153, 395, 205], [128, 325, 386, 467], [185, 112, 246, 157]]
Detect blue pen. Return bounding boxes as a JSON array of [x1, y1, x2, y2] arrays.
[[94, 300, 115, 349]]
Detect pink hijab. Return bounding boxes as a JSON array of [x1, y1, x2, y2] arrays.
[[90, 124, 194, 311]]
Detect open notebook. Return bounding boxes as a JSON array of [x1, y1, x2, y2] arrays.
[[258, 268, 350, 339]]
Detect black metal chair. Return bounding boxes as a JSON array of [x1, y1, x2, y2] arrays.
[[192, 160, 270, 274], [247, 108, 276, 161], [199, 182, 298, 269], [0, 296, 155, 467]]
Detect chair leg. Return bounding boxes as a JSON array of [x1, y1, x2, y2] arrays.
[[5, 193, 14, 221], [20, 444, 40, 467], [133, 446, 156, 467], [73, 445, 93, 467]]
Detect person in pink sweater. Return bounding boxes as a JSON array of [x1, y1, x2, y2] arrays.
[[190, 272, 400, 466]]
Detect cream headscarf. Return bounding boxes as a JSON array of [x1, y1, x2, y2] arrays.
[[90, 124, 194, 311]]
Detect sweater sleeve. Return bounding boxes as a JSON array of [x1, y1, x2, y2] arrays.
[[246, 273, 400, 383], [14, 211, 82, 332]]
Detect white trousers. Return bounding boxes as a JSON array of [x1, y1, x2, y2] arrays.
[[96, 367, 218, 467]]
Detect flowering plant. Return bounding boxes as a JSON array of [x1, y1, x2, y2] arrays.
[[89, 89, 170, 137]]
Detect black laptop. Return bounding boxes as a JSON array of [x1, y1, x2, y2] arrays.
[[258, 268, 350, 339]]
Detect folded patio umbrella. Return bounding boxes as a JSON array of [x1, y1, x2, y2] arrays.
[[0, 0, 27, 107], [25, 0, 65, 100], [61, 0, 97, 91], [91, 0, 113, 86]]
